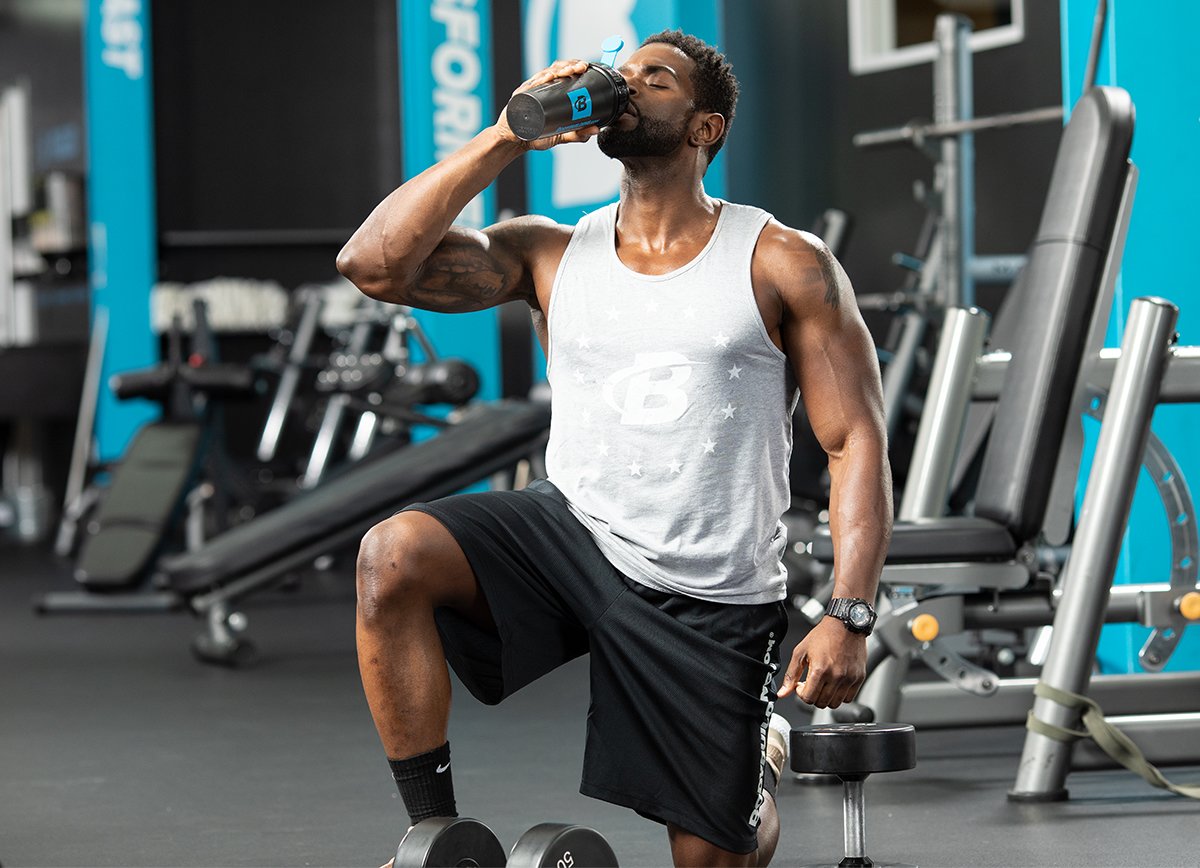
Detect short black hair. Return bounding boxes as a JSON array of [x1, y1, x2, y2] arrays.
[[640, 29, 739, 164]]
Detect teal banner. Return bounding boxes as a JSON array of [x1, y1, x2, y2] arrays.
[[85, 0, 159, 461], [399, 0, 501, 401]]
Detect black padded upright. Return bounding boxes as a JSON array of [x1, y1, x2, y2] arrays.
[[811, 87, 1134, 568], [973, 87, 1134, 541], [75, 423, 204, 589], [160, 400, 550, 593]]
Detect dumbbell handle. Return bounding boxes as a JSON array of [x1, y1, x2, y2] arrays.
[[842, 777, 868, 864]]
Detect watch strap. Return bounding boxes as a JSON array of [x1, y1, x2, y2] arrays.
[[827, 597, 875, 634], [827, 597, 864, 617]]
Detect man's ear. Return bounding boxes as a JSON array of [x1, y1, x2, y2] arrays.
[[689, 111, 726, 152]]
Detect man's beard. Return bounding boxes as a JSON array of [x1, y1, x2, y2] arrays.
[[597, 113, 689, 159]]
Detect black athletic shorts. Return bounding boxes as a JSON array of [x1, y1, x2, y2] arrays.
[[403, 478, 788, 854]]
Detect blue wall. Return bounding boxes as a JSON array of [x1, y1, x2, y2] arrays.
[[84, 0, 159, 461], [1061, 0, 1200, 672], [398, 0, 501, 402]]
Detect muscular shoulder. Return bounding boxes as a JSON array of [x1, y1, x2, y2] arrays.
[[484, 213, 569, 240], [485, 214, 573, 264], [752, 220, 850, 316]]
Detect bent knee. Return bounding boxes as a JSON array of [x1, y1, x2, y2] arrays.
[[356, 513, 437, 620], [667, 825, 757, 868]]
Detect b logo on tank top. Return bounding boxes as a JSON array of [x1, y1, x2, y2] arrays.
[[602, 352, 694, 425]]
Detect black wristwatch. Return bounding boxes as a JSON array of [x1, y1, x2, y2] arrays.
[[826, 597, 877, 635]]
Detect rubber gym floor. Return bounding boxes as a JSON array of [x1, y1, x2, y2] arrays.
[[3, 543, 1197, 868]]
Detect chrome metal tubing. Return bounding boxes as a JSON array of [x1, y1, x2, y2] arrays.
[[879, 311, 925, 440], [899, 306, 989, 518], [842, 778, 867, 860], [933, 13, 975, 309], [1010, 297, 1179, 801]]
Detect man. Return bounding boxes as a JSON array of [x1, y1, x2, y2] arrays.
[[338, 30, 892, 868]]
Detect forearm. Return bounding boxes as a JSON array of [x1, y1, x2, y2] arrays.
[[826, 432, 893, 601], [338, 126, 526, 300], [780, 432, 890, 703]]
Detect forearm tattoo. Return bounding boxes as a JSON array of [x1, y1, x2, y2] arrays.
[[405, 234, 514, 312]]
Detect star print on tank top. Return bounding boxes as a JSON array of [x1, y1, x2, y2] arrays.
[[544, 200, 799, 604]]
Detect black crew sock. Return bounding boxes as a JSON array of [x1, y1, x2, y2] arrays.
[[388, 742, 458, 825], [763, 761, 779, 799]]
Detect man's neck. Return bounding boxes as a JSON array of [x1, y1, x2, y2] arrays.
[[615, 164, 718, 254]]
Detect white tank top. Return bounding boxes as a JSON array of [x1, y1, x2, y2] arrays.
[[545, 199, 798, 604]]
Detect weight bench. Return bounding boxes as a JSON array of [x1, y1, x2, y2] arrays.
[[157, 399, 551, 664], [37, 301, 259, 614], [811, 86, 1136, 713]]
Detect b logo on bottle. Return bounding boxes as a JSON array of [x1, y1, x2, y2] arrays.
[[602, 352, 694, 425], [567, 87, 592, 120]]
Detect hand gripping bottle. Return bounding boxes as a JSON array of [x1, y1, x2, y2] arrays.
[[505, 36, 628, 141]]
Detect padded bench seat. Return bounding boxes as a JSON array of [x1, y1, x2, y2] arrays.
[[160, 399, 550, 593], [811, 516, 1018, 564]]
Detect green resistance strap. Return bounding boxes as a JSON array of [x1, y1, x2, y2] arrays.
[[1026, 681, 1200, 799]]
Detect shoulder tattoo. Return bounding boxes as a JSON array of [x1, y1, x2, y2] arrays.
[[814, 244, 842, 311]]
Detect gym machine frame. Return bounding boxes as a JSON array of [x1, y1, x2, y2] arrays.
[[792, 11, 1065, 631], [822, 298, 1200, 754], [814, 137, 1200, 789], [806, 72, 1143, 728], [1009, 296, 1191, 799], [832, 152, 1139, 725], [268, 293, 464, 491], [861, 14, 1067, 442]]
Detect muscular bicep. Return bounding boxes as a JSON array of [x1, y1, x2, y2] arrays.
[[341, 215, 557, 313], [793, 307, 884, 456], [779, 238, 885, 455]]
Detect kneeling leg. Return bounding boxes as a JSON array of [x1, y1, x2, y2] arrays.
[[356, 510, 491, 761]]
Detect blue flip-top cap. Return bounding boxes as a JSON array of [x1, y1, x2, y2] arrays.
[[600, 35, 624, 67]]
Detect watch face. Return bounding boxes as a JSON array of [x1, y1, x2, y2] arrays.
[[848, 602, 873, 628]]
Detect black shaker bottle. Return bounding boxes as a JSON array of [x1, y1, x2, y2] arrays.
[[506, 62, 629, 142]]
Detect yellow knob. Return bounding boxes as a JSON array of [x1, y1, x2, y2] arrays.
[[910, 613, 940, 643], [1179, 591, 1200, 621]]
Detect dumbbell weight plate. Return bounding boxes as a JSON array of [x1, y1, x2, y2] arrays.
[[508, 823, 618, 867], [394, 817, 507, 867]]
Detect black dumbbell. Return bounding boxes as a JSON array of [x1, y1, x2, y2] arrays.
[[394, 817, 507, 867], [394, 818, 617, 867], [790, 722, 917, 868], [508, 823, 618, 867]]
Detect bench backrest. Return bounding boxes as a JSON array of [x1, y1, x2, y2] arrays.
[[973, 86, 1135, 541]]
